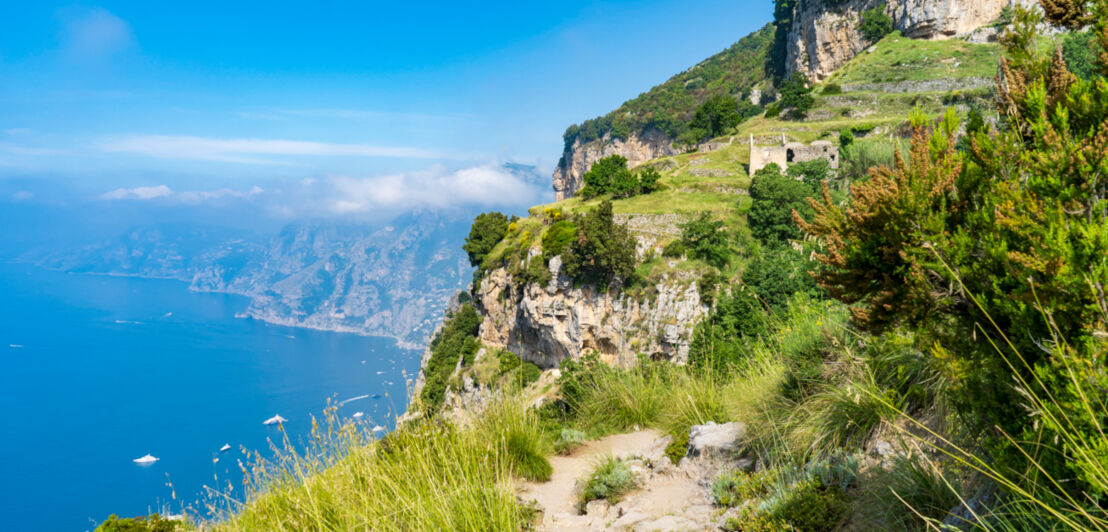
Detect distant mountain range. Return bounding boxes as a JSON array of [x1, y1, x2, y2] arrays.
[[27, 211, 473, 347]]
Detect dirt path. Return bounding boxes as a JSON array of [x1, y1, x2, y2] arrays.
[[518, 429, 728, 531]]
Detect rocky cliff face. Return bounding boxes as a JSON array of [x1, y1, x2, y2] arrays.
[[474, 257, 707, 369], [786, 0, 1035, 81], [553, 130, 678, 200]]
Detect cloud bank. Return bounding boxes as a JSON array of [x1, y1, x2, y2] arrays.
[[99, 185, 263, 203], [98, 135, 455, 164]]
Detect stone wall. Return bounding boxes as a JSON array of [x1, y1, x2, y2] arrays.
[[749, 136, 839, 177]]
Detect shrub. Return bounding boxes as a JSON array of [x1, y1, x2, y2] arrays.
[[764, 104, 782, 118], [420, 304, 483, 413], [679, 212, 732, 268], [582, 155, 635, 199], [821, 82, 842, 95], [712, 469, 774, 507], [664, 429, 689, 464], [541, 220, 577, 261], [748, 163, 815, 245], [777, 74, 814, 119], [554, 428, 588, 455], [1062, 29, 1098, 80], [838, 127, 854, 149], [742, 246, 820, 311], [859, 4, 893, 42], [463, 212, 509, 268], [638, 167, 662, 193], [562, 201, 637, 287], [661, 240, 686, 258], [579, 455, 637, 506], [769, 481, 849, 532], [690, 94, 743, 140], [95, 514, 182, 532], [688, 289, 766, 373], [698, 269, 721, 307]]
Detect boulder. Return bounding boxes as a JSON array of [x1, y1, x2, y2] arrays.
[[687, 421, 746, 458]]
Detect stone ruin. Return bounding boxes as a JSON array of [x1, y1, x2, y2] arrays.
[[748, 134, 838, 177]]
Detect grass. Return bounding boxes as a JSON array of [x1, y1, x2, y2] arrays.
[[578, 455, 638, 507], [202, 401, 542, 532], [825, 31, 1001, 85]]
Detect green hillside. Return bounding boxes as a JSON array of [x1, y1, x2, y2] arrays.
[[561, 24, 775, 150]]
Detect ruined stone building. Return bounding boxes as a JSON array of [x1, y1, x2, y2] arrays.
[[748, 134, 838, 177]]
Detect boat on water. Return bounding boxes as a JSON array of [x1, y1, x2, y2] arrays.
[[133, 454, 159, 464], [263, 414, 287, 425], [219, 444, 231, 452]]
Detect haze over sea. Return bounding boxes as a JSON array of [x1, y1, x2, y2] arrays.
[[0, 262, 416, 531]]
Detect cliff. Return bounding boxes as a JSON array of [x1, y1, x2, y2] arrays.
[[785, 0, 1034, 81], [552, 130, 678, 201], [475, 258, 707, 369]]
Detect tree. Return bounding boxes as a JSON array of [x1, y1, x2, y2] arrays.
[[859, 4, 893, 42], [1062, 29, 1099, 80], [748, 163, 815, 245], [638, 167, 662, 193], [690, 94, 742, 140], [839, 128, 854, 149], [777, 74, 814, 119], [742, 246, 820, 311], [679, 212, 732, 268], [688, 289, 766, 373], [463, 212, 509, 268], [562, 201, 637, 287], [581, 155, 635, 199]]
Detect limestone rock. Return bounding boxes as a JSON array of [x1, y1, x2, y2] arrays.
[[553, 130, 678, 200], [786, 0, 1039, 82], [687, 422, 746, 458]]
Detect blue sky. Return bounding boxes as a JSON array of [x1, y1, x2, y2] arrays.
[[0, 1, 772, 218]]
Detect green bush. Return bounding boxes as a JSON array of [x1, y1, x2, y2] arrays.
[[838, 127, 854, 149], [661, 240, 686, 258], [420, 304, 483, 413], [554, 428, 588, 455], [688, 289, 766, 373], [821, 82, 842, 95], [690, 94, 743, 141], [769, 480, 849, 532], [1062, 29, 1098, 81], [541, 220, 577, 261], [562, 201, 637, 287], [579, 455, 637, 506], [712, 469, 775, 507], [859, 4, 893, 42], [678, 212, 733, 268], [698, 270, 721, 307], [748, 163, 816, 245], [463, 212, 509, 268], [742, 247, 820, 312], [777, 74, 814, 120], [581, 155, 635, 199], [638, 167, 662, 193], [665, 429, 689, 464], [95, 514, 182, 532]]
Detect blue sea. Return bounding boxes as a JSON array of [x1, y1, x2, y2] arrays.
[[0, 263, 420, 531]]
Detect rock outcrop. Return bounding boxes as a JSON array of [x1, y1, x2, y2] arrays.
[[786, 0, 1037, 81], [475, 258, 707, 369], [553, 130, 678, 200]]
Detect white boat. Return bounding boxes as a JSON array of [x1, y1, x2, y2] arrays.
[[219, 444, 231, 452], [263, 414, 287, 425], [372, 425, 386, 432], [352, 412, 364, 419], [133, 454, 159, 464]]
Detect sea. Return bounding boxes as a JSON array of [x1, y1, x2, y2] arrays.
[[0, 262, 421, 531]]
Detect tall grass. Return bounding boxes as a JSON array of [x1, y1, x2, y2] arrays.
[[202, 401, 542, 531]]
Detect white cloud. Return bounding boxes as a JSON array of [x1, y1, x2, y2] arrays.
[[98, 184, 266, 203], [324, 163, 547, 214], [60, 7, 135, 63], [99, 185, 173, 200], [0, 142, 57, 156], [98, 135, 453, 164]]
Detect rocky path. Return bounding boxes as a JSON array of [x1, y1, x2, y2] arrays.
[[518, 429, 736, 531]]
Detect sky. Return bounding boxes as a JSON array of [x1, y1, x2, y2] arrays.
[[0, 1, 773, 220]]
